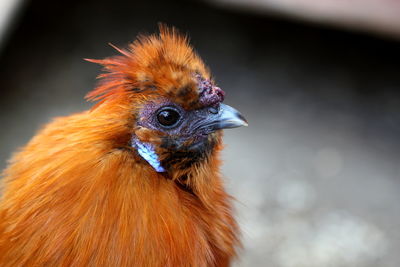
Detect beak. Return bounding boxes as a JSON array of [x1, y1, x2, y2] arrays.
[[203, 103, 248, 131]]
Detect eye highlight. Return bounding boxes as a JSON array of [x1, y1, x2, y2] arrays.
[[156, 107, 181, 128]]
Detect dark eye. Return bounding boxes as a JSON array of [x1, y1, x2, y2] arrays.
[[156, 107, 181, 127]]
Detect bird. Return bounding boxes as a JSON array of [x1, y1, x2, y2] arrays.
[[0, 25, 247, 266]]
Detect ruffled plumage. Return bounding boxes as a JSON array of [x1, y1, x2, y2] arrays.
[[0, 25, 240, 267]]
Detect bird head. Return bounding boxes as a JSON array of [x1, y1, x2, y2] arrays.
[[86, 26, 247, 181]]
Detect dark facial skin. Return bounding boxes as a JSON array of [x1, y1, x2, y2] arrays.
[[133, 97, 218, 180], [134, 96, 247, 177], [137, 98, 220, 150]]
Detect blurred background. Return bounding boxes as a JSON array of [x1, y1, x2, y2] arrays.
[[1, 0, 400, 266]]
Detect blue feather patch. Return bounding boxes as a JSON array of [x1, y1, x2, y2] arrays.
[[132, 138, 166, 172]]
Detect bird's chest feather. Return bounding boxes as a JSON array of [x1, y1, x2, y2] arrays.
[[92, 165, 237, 267], [0, 150, 238, 267]]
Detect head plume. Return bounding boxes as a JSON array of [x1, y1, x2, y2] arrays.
[[85, 25, 224, 110]]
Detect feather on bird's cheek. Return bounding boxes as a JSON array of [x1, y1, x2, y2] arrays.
[[134, 127, 164, 145], [131, 136, 165, 172]]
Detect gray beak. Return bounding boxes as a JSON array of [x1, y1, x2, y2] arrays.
[[217, 103, 248, 129], [202, 103, 248, 131]]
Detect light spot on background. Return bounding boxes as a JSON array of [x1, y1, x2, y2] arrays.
[[276, 179, 316, 212], [313, 147, 343, 178]]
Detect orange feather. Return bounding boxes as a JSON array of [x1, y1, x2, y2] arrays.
[[0, 25, 240, 266]]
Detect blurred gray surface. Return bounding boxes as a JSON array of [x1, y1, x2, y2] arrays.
[[208, 0, 400, 38], [1, 0, 400, 266]]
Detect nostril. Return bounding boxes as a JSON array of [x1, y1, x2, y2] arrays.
[[208, 106, 219, 114]]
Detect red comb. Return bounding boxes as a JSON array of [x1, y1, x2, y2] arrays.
[[196, 74, 225, 106]]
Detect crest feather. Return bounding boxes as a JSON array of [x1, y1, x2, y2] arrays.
[[85, 25, 209, 107]]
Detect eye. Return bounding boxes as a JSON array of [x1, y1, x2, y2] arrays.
[[156, 107, 181, 128]]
